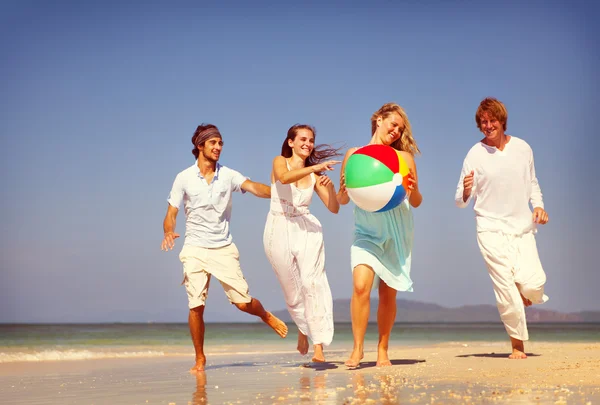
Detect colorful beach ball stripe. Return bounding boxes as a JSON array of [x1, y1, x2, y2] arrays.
[[345, 144, 410, 212]]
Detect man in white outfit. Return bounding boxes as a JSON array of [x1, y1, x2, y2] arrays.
[[455, 98, 549, 359], [161, 124, 288, 372]]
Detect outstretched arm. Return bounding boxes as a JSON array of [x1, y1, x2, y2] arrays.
[[241, 179, 271, 198], [314, 175, 340, 213], [161, 204, 180, 251], [273, 155, 340, 184]]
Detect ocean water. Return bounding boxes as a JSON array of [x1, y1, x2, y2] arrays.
[[0, 322, 598, 363]]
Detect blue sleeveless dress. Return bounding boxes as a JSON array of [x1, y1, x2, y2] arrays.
[[351, 198, 414, 292]]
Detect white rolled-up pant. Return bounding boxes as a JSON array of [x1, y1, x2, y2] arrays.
[[477, 231, 549, 341], [263, 212, 334, 346]]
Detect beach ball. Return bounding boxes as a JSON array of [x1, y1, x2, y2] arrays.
[[344, 144, 410, 212]]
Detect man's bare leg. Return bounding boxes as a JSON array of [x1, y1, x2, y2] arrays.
[[509, 336, 527, 359], [376, 281, 397, 367], [189, 305, 206, 372], [345, 265, 375, 368], [312, 344, 325, 362], [234, 298, 288, 338], [297, 331, 309, 355]]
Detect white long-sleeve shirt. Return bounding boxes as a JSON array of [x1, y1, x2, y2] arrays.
[[455, 136, 544, 235]]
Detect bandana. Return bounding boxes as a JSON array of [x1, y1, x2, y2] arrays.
[[195, 127, 222, 146]]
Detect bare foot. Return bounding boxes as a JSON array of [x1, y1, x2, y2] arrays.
[[345, 348, 363, 369], [509, 336, 527, 359], [509, 349, 527, 359], [190, 355, 206, 372], [262, 312, 288, 338], [312, 344, 325, 362], [297, 332, 309, 355], [520, 292, 532, 307], [376, 348, 392, 367]]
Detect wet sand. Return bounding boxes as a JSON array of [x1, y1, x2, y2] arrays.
[[1, 342, 598, 404]]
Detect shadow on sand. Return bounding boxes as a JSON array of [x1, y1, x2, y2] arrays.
[[456, 353, 540, 358], [279, 361, 343, 370], [206, 358, 427, 371], [301, 361, 342, 370], [355, 359, 426, 369], [204, 361, 271, 370]]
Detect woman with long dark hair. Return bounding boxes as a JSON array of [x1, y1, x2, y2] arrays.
[[263, 124, 341, 362]]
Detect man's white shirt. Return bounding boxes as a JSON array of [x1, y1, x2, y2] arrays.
[[455, 136, 544, 235], [168, 162, 247, 248]]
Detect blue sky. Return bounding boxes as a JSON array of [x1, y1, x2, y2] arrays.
[[1, 1, 598, 323]]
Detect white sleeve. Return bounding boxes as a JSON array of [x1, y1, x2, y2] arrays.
[[455, 157, 474, 208], [167, 173, 184, 208], [229, 168, 249, 193], [529, 150, 544, 209]]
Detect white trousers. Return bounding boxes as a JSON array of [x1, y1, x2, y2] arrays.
[[263, 212, 334, 346], [477, 231, 549, 341]]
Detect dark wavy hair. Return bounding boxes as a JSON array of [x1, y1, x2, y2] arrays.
[[281, 124, 342, 175], [191, 123, 219, 159]]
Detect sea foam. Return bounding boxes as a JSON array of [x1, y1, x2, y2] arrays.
[[0, 349, 166, 362]]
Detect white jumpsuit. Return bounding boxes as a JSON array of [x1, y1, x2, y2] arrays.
[[263, 172, 334, 346], [455, 136, 548, 341]]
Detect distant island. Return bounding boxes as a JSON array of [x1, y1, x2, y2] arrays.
[[272, 298, 600, 323]]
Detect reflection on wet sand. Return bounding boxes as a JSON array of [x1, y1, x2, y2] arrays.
[[178, 345, 600, 405], [191, 371, 207, 404]]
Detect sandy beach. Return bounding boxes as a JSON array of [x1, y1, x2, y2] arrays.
[[1, 341, 598, 404]]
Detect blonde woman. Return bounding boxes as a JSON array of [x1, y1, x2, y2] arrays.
[[338, 103, 422, 369]]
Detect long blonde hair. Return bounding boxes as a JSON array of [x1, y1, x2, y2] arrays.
[[371, 102, 421, 155]]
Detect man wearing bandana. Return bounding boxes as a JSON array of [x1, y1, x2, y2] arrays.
[[161, 124, 288, 372]]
